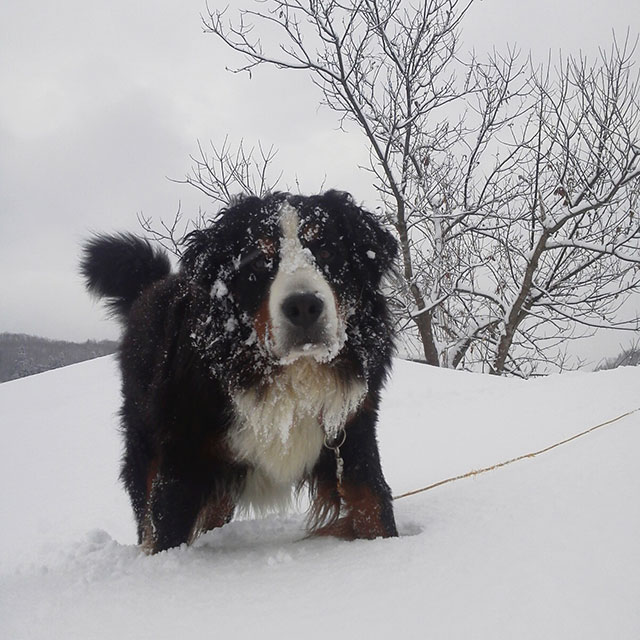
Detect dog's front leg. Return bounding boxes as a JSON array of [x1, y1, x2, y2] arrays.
[[309, 407, 398, 540], [339, 408, 398, 539], [142, 467, 207, 554]]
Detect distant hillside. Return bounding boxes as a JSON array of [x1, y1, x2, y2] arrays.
[[596, 343, 640, 371], [0, 333, 118, 382]]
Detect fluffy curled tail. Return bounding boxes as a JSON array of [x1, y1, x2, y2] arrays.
[[81, 234, 171, 319]]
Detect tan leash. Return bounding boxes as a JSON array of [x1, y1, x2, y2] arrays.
[[393, 407, 640, 501]]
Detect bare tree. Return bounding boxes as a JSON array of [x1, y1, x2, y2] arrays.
[[444, 38, 640, 375], [137, 202, 201, 257], [195, 0, 640, 375], [178, 136, 282, 206], [139, 137, 282, 256]]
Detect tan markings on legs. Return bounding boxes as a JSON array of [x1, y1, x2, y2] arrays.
[[140, 458, 160, 554], [189, 495, 236, 543], [306, 477, 341, 535], [307, 482, 391, 540]]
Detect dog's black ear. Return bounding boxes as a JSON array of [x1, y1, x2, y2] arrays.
[[324, 190, 398, 279], [180, 227, 220, 282], [364, 209, 398, 276]]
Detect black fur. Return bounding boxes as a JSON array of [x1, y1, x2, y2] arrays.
[[83, 190, 398, 552]]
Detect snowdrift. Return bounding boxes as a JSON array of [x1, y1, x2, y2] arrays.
[[1, 356, 639, 639]]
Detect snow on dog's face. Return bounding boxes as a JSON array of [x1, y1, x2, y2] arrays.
[[265, 201, 344, 363], [182, 191, 397, 384]]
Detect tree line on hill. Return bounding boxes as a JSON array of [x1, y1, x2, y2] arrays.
[[596, 343, 640, 370], [0, 333, 118, 382]]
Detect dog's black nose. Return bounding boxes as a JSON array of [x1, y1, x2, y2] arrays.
[[282, 293, 324, 329]]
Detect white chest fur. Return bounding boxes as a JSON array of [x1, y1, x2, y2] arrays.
[[228, 358, 367, 512]]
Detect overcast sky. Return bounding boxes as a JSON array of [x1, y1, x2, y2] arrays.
[[0, 0, 637, 363]]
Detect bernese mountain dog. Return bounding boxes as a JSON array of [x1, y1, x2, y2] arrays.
[[82, 190, 398, 553]]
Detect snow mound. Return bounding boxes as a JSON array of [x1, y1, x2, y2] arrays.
[[1, 356, 639, 639]]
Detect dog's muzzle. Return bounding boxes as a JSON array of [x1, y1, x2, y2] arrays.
[[267, 202, 346, 363]]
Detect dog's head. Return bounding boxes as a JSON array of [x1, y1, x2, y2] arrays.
[[182, 190, 397, 368]]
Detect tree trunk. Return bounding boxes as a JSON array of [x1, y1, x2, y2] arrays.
[[492, 230, 549, 374], [395, 199, 440, 366]]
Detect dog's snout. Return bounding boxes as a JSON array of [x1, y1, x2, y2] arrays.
[[281, 293, 324, 329]]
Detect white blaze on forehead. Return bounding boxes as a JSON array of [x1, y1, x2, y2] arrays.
[[280, 202, 298, 241], [278, 202, 314, 273], [267, 200, 345, 363]]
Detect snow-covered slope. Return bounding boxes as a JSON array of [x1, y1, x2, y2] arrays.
[[1, 356, 639, 639]]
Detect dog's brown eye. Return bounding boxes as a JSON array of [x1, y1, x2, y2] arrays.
[[317, 248, 333, 262], [252, 256, 271, 272]]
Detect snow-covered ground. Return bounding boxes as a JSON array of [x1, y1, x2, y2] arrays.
[[1, 356, 639, 639]]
